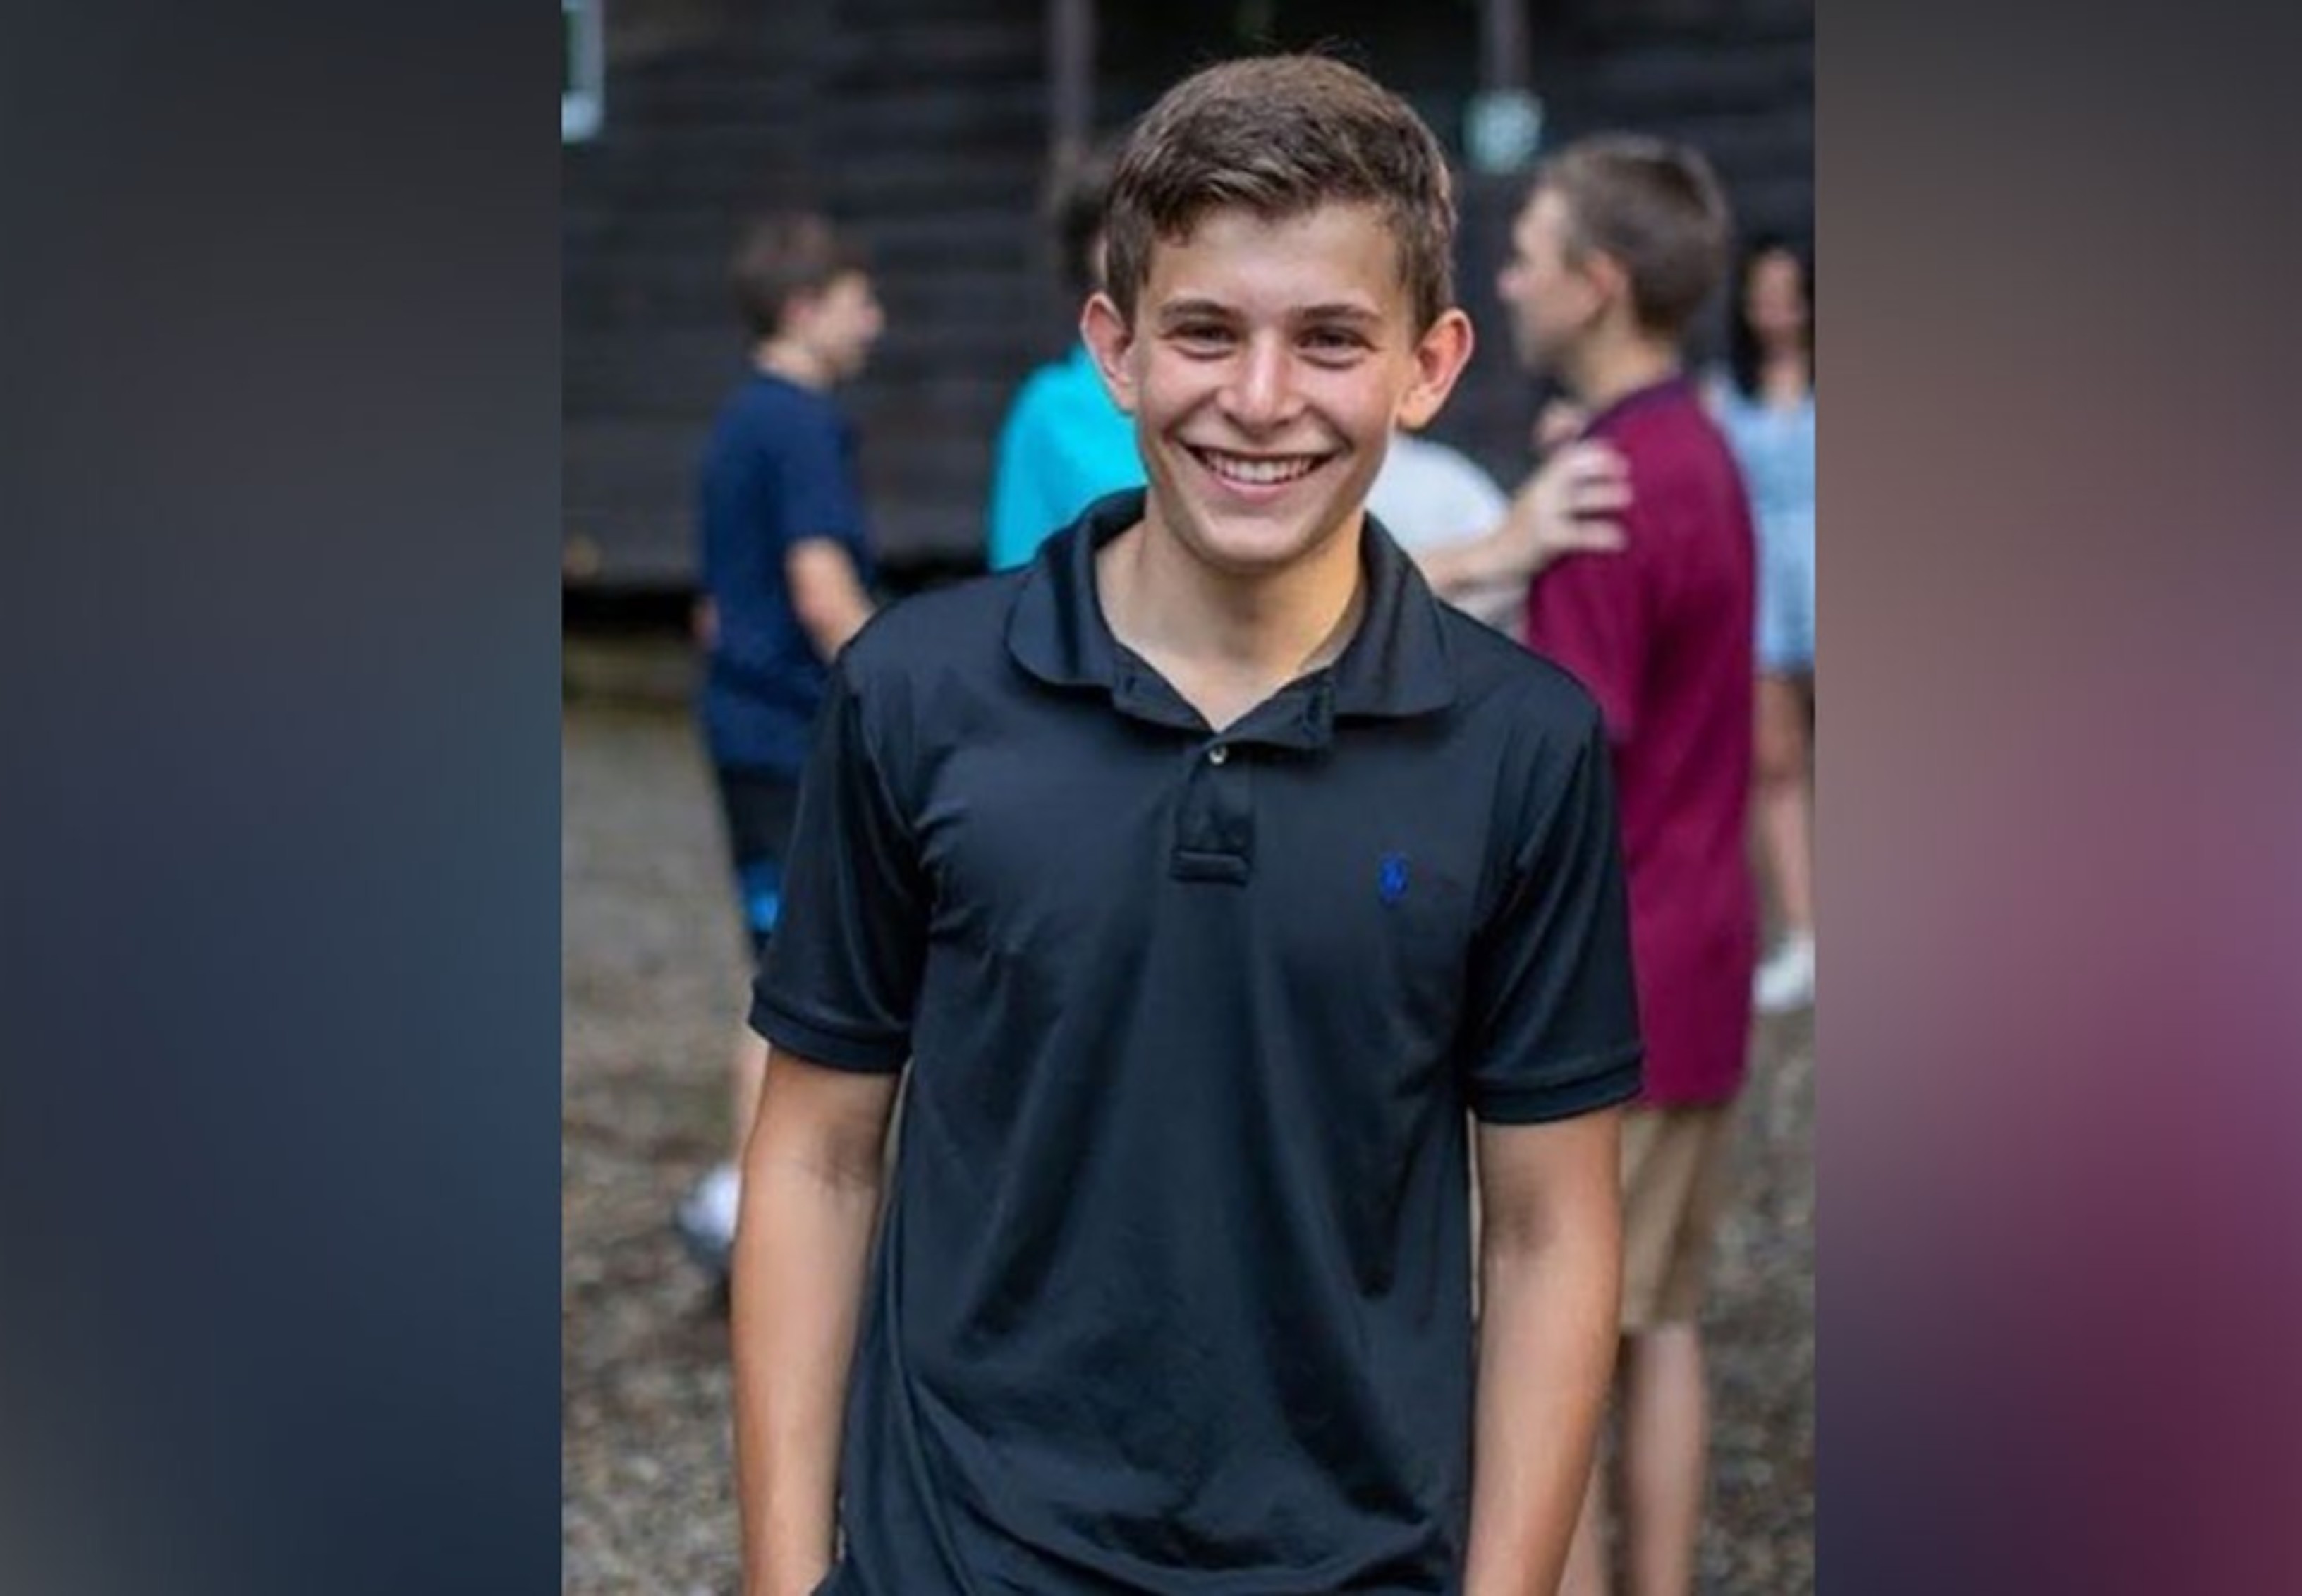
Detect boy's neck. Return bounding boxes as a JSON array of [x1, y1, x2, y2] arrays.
[[1095, 511, 1367, 733], [755, 336, 832, 391], [1562, 324, 1682, 414]]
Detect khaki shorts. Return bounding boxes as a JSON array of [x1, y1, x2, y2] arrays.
[[1618, 1104, 1738, 1329]]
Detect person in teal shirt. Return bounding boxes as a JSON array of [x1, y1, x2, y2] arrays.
[[987, 150, 1145, 571], [987, 343, 1141, 569]]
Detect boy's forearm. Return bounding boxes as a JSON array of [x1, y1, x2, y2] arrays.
[[731, 1135, 886, 1596], [798, 591, 874, 664], [1460, 1218, 1623, 1596], [786, 539, 877, 665]]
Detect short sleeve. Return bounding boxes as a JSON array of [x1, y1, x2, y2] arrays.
[[1458, 712, 1644, 1123], [750, 657, 928, 1072], [776, 405, 867, 553]]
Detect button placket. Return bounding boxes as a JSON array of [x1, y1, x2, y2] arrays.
[[1170, 735, 1253, 883]]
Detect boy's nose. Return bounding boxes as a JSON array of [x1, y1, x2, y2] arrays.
[[1222, 340, 1297, 427]]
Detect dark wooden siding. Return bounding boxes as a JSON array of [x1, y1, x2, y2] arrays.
[[814, 0, 1050, 580], [561, 0, 1810, 592], [562, 0, 840, 586]]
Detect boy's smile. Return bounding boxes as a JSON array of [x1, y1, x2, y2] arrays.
[[1187, 446, 1329, 491]]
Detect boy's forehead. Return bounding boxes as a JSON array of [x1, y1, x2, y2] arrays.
[[1142, 202, 1413, 315]]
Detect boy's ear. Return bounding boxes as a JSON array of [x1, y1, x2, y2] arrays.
[[778, 282, 827, 339], [787, 279, 833, 324], [1080, 292, 1139, 414], [1585, 250, 1634, 323], [1395, 307, 1475, 432]]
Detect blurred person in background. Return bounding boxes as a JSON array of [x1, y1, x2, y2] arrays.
[[1365, 427, 1523, 631], [1706, 237, 1816, 1015], [1496, 134, 1759, 1596], [985, 144, 1139, 572], [674, 211, 883, 1282], [1404, 390, 1633, 621]]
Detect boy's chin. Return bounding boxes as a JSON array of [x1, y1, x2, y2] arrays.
[[1169, 503, 1359, 575]]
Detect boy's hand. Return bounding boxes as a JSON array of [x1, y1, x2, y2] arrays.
[[1503, 440, 1632, 578]]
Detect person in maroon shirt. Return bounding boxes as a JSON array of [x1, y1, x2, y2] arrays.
[[1497, 136, 1759, 1596]]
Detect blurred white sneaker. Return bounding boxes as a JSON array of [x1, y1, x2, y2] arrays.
[[1754, 934, 1816, 1014], [674, 1162, 742, 1277]]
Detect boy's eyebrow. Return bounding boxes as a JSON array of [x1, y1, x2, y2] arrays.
[[1152, 298, 1387, 326], [1152, 298, 1241, 324]]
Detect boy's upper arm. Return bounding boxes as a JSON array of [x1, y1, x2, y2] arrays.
[[709, 410, 865, 652], [786, 536, 870, 638], [1475, 1107, 1624, 1244], [753, 1044, 903, 1189]]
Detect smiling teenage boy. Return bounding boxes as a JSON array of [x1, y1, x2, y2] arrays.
[[731, 56, 1643, 1596]]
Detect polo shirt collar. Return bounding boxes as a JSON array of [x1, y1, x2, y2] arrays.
[[1005, 489, 1456, 745]]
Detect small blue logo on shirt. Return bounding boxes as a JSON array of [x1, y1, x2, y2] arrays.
[[1378, 853, 1411, 905], [740, 858, 785, 934]]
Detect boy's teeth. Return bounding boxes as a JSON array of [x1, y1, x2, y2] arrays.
[[1206, 451, 1315, 485]]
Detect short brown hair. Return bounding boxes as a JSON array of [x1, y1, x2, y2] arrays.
[[1102, 54, 1457, 332], [728, 212, 866, 341], [1046, 142, 1119, 297], [1536, 135, 1731, 339]]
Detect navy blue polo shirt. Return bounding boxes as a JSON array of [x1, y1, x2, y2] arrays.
[[695, 370, 877, 776], [755, 490, 1643, 1596]]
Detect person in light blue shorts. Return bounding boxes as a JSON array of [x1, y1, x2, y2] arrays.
[[1707, 236, 1816, 1013]]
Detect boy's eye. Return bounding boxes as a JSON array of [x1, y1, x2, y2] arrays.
[[1302, 327, 1370, 357], [1170, 323, 1232, 347]]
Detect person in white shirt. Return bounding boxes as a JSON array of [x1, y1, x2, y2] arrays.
[[1366, 430, 1523, 632]]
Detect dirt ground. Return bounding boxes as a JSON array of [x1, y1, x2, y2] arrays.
[[561, 635, 1814, 1596]]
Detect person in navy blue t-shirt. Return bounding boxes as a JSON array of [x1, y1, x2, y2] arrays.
[[674, 212, 884, 1279]]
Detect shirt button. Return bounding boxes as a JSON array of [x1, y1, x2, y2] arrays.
[[1207, 744, 1230, 766]]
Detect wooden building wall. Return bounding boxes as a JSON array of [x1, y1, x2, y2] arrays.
[[561, 0, 1810, 594]]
